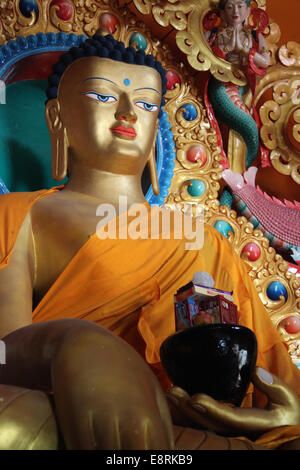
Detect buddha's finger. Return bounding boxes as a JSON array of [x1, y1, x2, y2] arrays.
[[251, 367, 300, 406], [166, 390, 230, 434], [166, 386, 191, 402], [189, 393, 272, 434], [168, 387, 272, 436]]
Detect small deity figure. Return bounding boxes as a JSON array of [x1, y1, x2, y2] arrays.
[[206, 0, 269, 69], [204, 0, 270, 198], [0, 34, 299, 451]]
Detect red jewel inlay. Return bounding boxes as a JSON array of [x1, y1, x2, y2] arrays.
[[99, 13, 119, 35], [281, 316, 300, 334], [50, 0, 73, 21], [241, 243, 261, 262], [186, 145, 207, 166], [165, 71, 181, 91]]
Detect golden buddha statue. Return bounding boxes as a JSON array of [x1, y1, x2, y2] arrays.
[[0, 34, 300, 450]]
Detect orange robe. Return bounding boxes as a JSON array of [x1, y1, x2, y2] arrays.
[[1, 187, 300, 449]]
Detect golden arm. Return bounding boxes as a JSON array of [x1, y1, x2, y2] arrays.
[[0, 212, 34, 338], [0, 216, 173, 449]]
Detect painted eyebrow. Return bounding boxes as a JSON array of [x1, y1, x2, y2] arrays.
[[80, 79, 161, 96], [134, 87, 161, 96], [81, 77, 118, 86]]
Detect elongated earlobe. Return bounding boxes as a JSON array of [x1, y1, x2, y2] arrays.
[[45, 100, 69, 181], [51, 126, 68, 181], [148, 143, 159, 196]]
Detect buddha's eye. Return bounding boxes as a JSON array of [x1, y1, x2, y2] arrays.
[[135, 101, 158, 112], [82, 92, 117, 103]]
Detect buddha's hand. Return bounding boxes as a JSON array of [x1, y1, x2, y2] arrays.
[[51, 326, 174, 450], [166, 367, 300, 439]]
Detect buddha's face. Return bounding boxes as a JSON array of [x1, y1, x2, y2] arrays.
[[223, 0, 250, 26], [47, 57, 162, 176]]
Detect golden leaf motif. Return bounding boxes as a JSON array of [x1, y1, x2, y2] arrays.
[[279, 41, 300, 67], [134, 0, 192, 29], [257, 69, 300, 184]]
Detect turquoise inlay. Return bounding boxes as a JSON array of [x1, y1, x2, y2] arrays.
[[123, 78, 130, 86], [214, 220, 234, 238], [187, 180, 205, 197], [129, 32, 147, 51]]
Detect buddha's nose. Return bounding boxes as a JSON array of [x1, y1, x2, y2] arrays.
[[115, 94, 137, 123]]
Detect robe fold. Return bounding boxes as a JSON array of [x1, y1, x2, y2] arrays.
[[1, 187, 300, 449]]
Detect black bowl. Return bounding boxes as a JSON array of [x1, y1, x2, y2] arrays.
[[160, 324, 257, 407]]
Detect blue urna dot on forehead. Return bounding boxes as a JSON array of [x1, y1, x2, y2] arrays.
[[124, 78, 131, 86]]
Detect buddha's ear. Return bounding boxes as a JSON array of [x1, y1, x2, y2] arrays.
[[45, 99, 69, 181]]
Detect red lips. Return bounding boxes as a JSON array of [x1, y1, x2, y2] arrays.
[[110, 125, 137, 137]]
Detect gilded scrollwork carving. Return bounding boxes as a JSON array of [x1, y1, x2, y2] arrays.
[[263, 20, 281, 65], [0, 0, 39, 44], [279, 41, 300, 67], [0, 0, 121, 44], [257, 69, 300, 184], [134, 0, 192, 30], [163, 74, 223, 207]]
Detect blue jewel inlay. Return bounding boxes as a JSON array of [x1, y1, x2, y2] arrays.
[[19, 0, 39, 19], [179, 103, 198, 121], [266, 281, 288, 302], [124, 78, 130, 86]]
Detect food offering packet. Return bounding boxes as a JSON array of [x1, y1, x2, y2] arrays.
[[174, 280, 238, 331]]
